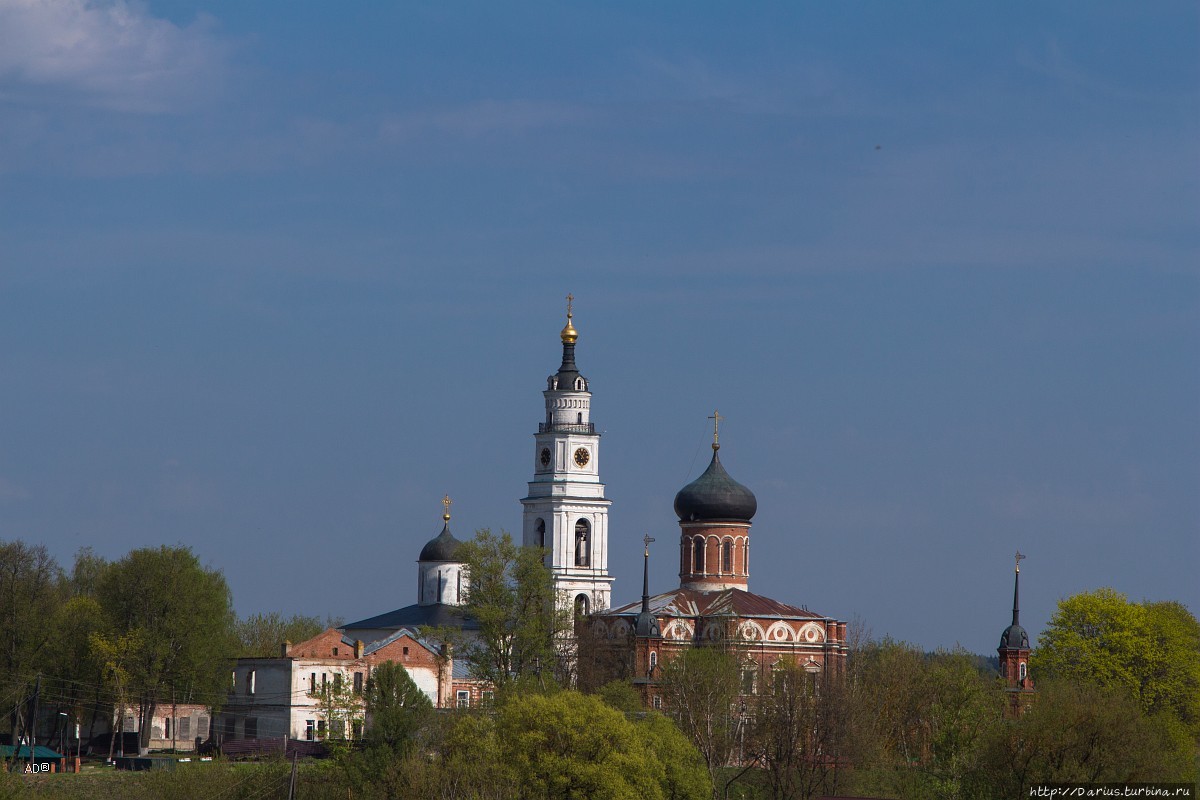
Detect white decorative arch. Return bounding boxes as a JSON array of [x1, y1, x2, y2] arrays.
[[799, 622, 826, 643], [764, 621, 794, 642], [666, 620, 694, 641], [736, 620, 764, 641]]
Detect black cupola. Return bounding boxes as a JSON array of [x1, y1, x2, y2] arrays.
[[674, 445, 757, 523]]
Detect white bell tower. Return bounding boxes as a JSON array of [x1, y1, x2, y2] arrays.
[[520, 296, 613, 614]]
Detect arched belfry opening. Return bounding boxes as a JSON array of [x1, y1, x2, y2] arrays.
[[575, 519, 591, 566]]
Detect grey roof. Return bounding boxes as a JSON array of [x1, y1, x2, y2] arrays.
[[342, 602, 479, 634], [419, 523, 464, 563], [674, 448, 757, 522], [609, 586, 823, 621], [999, 623, 1029, 650], [361, 626, 442, 657]]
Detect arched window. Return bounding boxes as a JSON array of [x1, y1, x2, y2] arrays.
[[535, 518, 545, 549], [693, 537, 704, 572], [648, 651, 658, 675], [575, 519, 591, 566], [1018, 662, 1027, 682], [722, 540, 732, 572], [575, 593, 590, 617]]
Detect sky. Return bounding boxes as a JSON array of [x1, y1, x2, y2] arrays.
[[0, 1, 1196, 655]]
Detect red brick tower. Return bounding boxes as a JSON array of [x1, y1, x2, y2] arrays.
[[998, 551, 1033, 714], [674, 411, 756, 591]]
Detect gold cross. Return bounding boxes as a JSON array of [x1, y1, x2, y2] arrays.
[[442, 494, 452, 521], [1015, 550, 1025, 572], [707, 409, 723, 447], [566, 293, 574, 320], [643, 534, 655, 557]]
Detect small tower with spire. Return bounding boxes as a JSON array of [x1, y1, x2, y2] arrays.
[[520, 296, 613, 614], [998, 551, 1033, 712]]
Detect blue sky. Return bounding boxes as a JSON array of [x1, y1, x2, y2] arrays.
[[0, 1, 1196, 653]]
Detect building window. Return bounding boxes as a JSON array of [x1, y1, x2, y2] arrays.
[[535, 518, 545, 549], [456, 690, 470, 708], [305, 720, 315, 741], [164, 717, 171, 739], [180, 718, 190, 739], [482, 691, 495, 706], [648, 651, 657, 675], [354, 672, 363, 694], [223, 717, 235, 740], [403, 646, 409, 657], [575, 519, 590, 566], [333, 647, 338, 656], [652, 695, 662, 710], [1019, 662, 1027, 682], [575, 593, 590, 617], [310, 673, 317, 693], [352, 721, 363, 740], [693, 537, 704, 572], [722, 540, 732, 572], [198, 717, 209, 737], [742, 668, 757, 695], [317, 720, 327, 739], [230, 670, 236, 693], [334, 673, 343, 692], [247, 669, 255, 696], [245, 718, 257, 739]]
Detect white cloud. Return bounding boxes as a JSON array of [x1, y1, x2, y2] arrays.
[[0, 0, 229, 113]]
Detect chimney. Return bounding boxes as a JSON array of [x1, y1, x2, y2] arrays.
[[354, 640, 364, 659], [281, 640, 292, 658]]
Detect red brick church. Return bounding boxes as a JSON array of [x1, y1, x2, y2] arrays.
[[588, 421, 848, 706]]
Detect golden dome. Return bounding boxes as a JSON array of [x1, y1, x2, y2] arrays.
[[560, 293, 578, 343], [560, 315, 578, 344]]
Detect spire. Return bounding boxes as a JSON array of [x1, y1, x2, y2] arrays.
[[641, 534, 655, 613], [553, 293, 584, 389], [636, 535, 660, 638], [1012, 550, 1025, 627]]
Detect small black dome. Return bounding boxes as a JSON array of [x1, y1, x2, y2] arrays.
[[636, 609, 661, 638], [419, 523, 463, 562], [1000, 624, 1029, 650], [674, 448, 757, 523]]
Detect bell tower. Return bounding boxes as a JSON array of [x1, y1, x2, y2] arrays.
[[520, 296, 613, 614]]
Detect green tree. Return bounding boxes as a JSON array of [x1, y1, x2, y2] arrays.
[[839, 641, 1003, 800], [635, 712, 713, 800], [235, 611, 327, 658], [1032, 589, 1200, 735], [363, 660, 432, 754], [459, 529, 563, 687], [659, 648, 745, 799], [751, 664, 854, 800], [977, 680, 1196, 792], [496, 691, 673, 800], [0, 540, 65, 739], [308, 671, 363, 747], [95, 545, 237, 752]]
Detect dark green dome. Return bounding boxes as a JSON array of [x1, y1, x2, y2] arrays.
[[1000, 623, 1029, 650], [419, 523, 463, 562], [674, 448, 757, 523]]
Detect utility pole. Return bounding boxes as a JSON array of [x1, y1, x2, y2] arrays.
[[28, 675, 41, 770]]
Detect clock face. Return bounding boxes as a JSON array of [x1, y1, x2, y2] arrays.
[[539, 448, 551, 468], [573, 447, 590, 467]]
